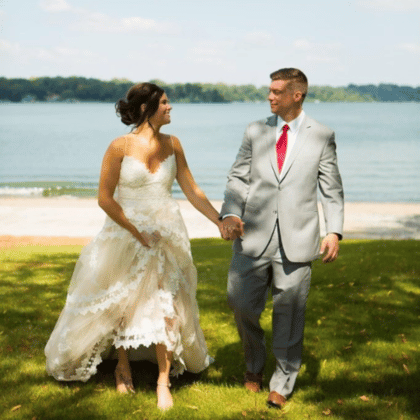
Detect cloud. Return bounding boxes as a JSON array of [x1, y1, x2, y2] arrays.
[[189, 42, 225, 65], [242, 31, 274, 47], [33, 46, 98, 63], [39, 0, 71, 12], [292, 38, 343, 65], [358, 0, 420, 11], [0, 39, 97, 63], [38, 1, 177, 35], [293, 39, 312, 50], [399, 43, 420, 54], [293, 39, 341, 52], [0, 39, 21, 55], [0, 9, 7, 29], [69, 10, 178, 34]]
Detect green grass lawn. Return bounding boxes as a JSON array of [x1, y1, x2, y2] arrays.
[[1, 239, 419, 419]]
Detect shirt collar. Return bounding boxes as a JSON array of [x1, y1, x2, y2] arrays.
[[277, 110, 305, 133]]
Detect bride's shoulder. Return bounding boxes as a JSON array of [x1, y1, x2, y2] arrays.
[[105, 135, 128, 157], [160, 133, 182, 152], [164, 134, 181, 147], [110, 135, 128, 146]]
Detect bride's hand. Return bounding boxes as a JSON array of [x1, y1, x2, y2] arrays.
[[137, 230, 162, 247]]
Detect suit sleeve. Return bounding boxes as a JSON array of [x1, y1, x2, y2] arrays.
[[220, 126, 252, 218], [317, 132, 345, 238]]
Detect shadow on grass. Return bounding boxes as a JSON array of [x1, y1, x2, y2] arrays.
[[0, 251, 78, 326], [192, 239, 420, 418], [1, 239, 419, 419]]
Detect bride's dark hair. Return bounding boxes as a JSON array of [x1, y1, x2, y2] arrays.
[[115, 83, 165, 127]]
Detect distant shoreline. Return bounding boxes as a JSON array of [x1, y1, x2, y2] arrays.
[[2, 100, 419, 104], [2, 76, 419, 103]]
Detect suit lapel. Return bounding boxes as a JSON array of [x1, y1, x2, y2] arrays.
[[279, 115, 311, 183], [264, 115, 280, 183]]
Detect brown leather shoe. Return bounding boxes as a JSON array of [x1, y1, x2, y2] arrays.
[[267, 391, 287, 409], [244, 371, 263, 393]]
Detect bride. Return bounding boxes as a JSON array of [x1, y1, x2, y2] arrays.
[[45, 82, 223, 411]]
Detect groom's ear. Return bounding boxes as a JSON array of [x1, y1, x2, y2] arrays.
[[293, 90, 303, 102]]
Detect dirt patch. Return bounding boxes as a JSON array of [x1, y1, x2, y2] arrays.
[[0, 236, 92, 249]]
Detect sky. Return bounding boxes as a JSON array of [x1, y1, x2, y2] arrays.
[[0, 0, 419, 87]]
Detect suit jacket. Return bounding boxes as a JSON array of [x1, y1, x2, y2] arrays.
[[220, 114, 344, 263]]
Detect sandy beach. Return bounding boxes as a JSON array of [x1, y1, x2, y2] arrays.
[[1, 197, 419, 249]]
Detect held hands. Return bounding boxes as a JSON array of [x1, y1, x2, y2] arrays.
[[219, 216, 245, 241], [137, 230, 162, 248], [320, 233, 340, 263]]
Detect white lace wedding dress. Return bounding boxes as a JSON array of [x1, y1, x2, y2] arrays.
[[45, 153, 213, 381]]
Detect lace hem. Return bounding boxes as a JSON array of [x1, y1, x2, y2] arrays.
[[47, 289, 208, 381], [49, 331, 212, 382], [48, 329, 204, 381]]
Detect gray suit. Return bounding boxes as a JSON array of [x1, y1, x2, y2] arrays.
[[220, 113, 344, 397]]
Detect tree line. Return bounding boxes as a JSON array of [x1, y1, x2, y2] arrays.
[[0, 76, 419, 103]]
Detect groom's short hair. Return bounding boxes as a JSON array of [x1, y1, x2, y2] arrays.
[[270, 68, 308, 101]]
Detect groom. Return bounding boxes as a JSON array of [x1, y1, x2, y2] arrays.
[[220, 68, 344, 408]]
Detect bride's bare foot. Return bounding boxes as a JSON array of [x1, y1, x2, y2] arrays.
[[115, 364, 135, 394], [157, 382, 173, 411]]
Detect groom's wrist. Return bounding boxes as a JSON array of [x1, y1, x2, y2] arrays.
[[327, 232, 342, 241], [222, 214, 242, 221]]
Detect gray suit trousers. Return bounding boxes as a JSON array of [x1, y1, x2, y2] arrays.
[[227, 223, 311, 398]]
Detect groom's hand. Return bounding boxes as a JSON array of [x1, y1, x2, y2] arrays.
[[320, 233, 340, 263], [221, 216, 244, 240]]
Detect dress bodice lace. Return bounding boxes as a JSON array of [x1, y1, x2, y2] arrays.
[[117, 154, 176, 201]]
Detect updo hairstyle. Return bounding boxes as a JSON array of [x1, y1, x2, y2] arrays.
[[115, 83, 165, 127]]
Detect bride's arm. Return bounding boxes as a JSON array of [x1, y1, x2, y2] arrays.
[[98, 138, 155, 247], [173, 136, 222, 228]]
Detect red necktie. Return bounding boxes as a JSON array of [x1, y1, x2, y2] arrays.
[[276, 124, 289, 173]]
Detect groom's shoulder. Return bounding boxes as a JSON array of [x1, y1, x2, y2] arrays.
[[250, 115, 276, 126], [246, 115, 276, 132], [304, 114, 334, 136], [246, 116, 277, 138]]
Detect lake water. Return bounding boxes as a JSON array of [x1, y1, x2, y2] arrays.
[[0, 102, 419, 202]]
